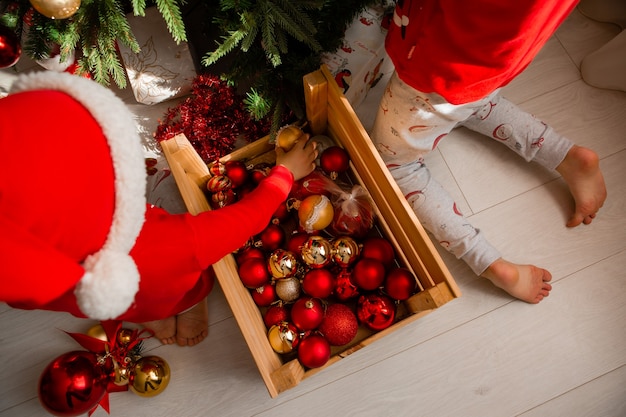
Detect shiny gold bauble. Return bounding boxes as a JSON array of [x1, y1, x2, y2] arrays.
[[116, 328, 134, 346], [113, 362, 131, 386], [301, 235, 332, 268], [85, 324, 108, 342], [29, 0, 81, 19], [268, 249, 298, 279], [129, 356, 170, 397], [332, 236, 361, 268], [298, 194, 334, 232], [275, 124, 304, 151], [268, 322, 299, 354]]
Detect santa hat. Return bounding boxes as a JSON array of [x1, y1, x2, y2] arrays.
[[0, 71, 146, 320]]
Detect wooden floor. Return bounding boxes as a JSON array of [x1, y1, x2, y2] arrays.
[[1, 8, 625, 417]]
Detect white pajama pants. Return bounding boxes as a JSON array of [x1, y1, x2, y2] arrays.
[[371, 72, 573, 275]]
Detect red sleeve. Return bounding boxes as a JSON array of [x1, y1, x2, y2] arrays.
[[132, 164, 294, 274]]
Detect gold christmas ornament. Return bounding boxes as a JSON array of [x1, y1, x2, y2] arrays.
[[129, 356, 170, 397], [268, 249, 298, 279], [275, 124, 304, 151], [301, 236, 332, 268], [29, 0, 81, 19], [332, 236, 360, 268], [275, 276, 301, 302], [85, 324, 108, 342], [267, 322, 299, 354], [297, 194, 334, 232], [113, 361, 131, 386]]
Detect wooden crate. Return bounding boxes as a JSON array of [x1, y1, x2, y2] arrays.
[[161, 65, 461, 397]]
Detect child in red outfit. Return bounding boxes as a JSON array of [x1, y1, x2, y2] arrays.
[[0, 71, 317, 346], [372, 0, 607, 303]]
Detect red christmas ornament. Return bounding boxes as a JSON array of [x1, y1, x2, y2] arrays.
[[352, 258, 386, 291], [259, 223, 285, 251], [224, 160, 249, 187], [286, 232, 311, 260], [384, 267, 418, 301], [320, 146, 350, 180], [238, 257, 270, 288], [318, 303, 359, 346], [206, 175, 233, 192], [251, 283, 277, 307], [302, 268, 335, 299], [210, 189, 236, 209], [291, 297, 325, 331], [263, 303, 290, 328], [209, 160, 225, 176], [333, 269, 359, 301], [289, 170, 333, 200], [0, 25, 21, 69], [235, 247, 265, 264], [250, 163, 272, 184], [298, 333, 331, 368], [357, 293, 396, 331], [38, 351, 108, 417], [271, 201, 290, 223], [361, 237, 396, 269]]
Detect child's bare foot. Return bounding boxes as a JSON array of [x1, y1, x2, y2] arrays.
[[142, 316, 177, 345], [482, 258, 552, 304], [175, 297, 209, 347], [556, 145, 607, 227]]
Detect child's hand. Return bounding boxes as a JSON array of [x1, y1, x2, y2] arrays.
[[275, 133, 318, 181]]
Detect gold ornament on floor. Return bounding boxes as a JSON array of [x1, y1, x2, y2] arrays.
[[29, 0, 81, 19], [129, 356, 171, 397]]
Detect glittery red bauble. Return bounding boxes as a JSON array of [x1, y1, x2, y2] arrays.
[[357, 293, 396, 331], [235, 247, 265, 264], [224, 160, 249, 187], [263, 303, 289, 328], [0, 25, 21, 69], [320, 146, 350, 179], [384, 267, 418, 301], [318, 303, 358, 346], [298, 334, 331, 369], [333, 269, 359, 301], [352, 258, 386, 291], [38, 351, 107, 417], [291, 297, 325, 331], [302, 268, 334, 299], [361, 237, 395, 269], [251, 283, 277, 307], [259, 223, 285, 251], [238, 257, 270, 288]]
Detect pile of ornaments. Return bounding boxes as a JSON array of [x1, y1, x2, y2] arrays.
[[205, 125, 421, 370], [38, 321, 169, 417]]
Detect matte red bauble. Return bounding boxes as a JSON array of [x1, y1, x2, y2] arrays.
[[238, 257, 270, 288], [320, 146, 350, 180], [224, 160, 249, 187], [352, 258, 386, 290], [291, 297, 325, 331], [357, 293, 396, 331], [259, 223, 285, 251], [361, 237, 395, 269], [264, 303, 289, 328], [298, 333, 331, 368], [0, 25, 21, 69], [318, 303, 359, 346], [38, 351, 107, 417], [272, 202, 290, 223], [302, 268, 334, 299], [333, 269, 359, 301], [384, 267, 418, 300], [251, 283, 277, 307]]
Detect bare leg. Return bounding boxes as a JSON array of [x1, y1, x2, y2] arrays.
[[175, 297, 209, 347], [142, 316, 177, 345], [482, 258, 552, 304], [556, 145, 607, 227]]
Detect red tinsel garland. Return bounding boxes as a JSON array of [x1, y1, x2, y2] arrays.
[[154, 74, 271, 162]]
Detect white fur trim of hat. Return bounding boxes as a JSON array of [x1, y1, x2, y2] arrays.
[[11, 71, 147, 320]]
